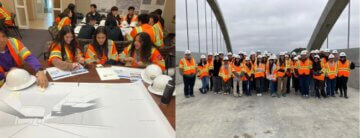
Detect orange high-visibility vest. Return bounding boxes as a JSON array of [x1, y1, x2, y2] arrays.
[[207, 58, 214, 70], [57, 17, 71, 30], [276, 61, 287, 78], [242, 64, 253, 80], [48, 42, 83, 65], [127, 24, 156, 44], [5, 37, 32, 66], [0, 7, 13, 26], [84, 40, 119, 65], [179, 57, 196, 75], [219, 65, 232, 82], [121, 14, 138, 25], [326, 62, 338, 79], [254, 63, 265, 78], [286, 59, 292, 77], [120, 45, 165, 71], [266, 62, 277, 80], [232, 62, 242, 78], [297, 59, 312, 75], [313, 63, 325, 81], [153, 21, 164, 47], [197, 63, 209, 78], [337, 60, 350, 77]]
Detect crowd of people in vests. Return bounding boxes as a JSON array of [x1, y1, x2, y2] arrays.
[[179, 49, 355, 99]]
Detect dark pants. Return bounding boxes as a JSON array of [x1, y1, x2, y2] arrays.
[[263, 79, 269, 92], [243, 80, 251, 95], [326, 78, 336, 96], [314, 79, 326, 98], [223, 80, 232, 93], [213, 76, 222, 92], [292, 75, 300, 92], [251, 76, 256, 91], [338, 76, 348, 96], [286, 76, 291, 93], [209, 76, 213, 91], [255, 77, 264, 94], [299, 75, 310, 96], [183, 75, 196, 96]]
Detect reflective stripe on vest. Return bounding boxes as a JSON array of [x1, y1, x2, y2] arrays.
[[337, 60, 350, 77], [254, 63, 265, 78], [180, 58, 196, 75], [219, 65, 232, 82], [326, 62, 337, 79], [197, 64, 209, 78], [297, 59, 311, 75]]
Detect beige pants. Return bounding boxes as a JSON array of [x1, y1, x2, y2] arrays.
[[277, 77, 288, 94]]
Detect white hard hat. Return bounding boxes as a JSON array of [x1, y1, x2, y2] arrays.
[[245, 57, 250, 61], [269, 55, 276, 60], [257, 55, 262, 58], [320, 49, 324, 52], [232, 54, 237, 57], [314, 49, 320, 54], [264, 51, 268, 54], [294, 57, 298, 60], [243, 52, 247, 56], [234, 54, 240, 58], [310, 50, 315, 54], [208, 52, 213, 56], [314, 55, 320, 59], [301, 50, 307, 55], [214, 52, 219, 56], [201, 55, 206, 59], [185, 50, 191, 55], [238, 51, 243, 54], [227, 52, 233, 56], [219, 51, 224, 54], [324, 49, 330, 53], [223, 56, 229, 61], [4, 68, 36, 91], [328, 54, 335, 59], [332, 50, 338, 54], [148, 75, 174, 96], [279, 52, 285, 56], [291, 52, 296, 55], [339, 52, 346, 57], [285, 55, 289, 58], [250, 51, 256, 55], [141, 64, 163, 84]]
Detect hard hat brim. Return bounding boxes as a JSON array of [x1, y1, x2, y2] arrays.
[[5, 75, 36, 91], [141, 70, 155, 84]]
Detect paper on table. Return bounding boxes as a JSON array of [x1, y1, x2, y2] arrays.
[[46, 66, 89, 81]]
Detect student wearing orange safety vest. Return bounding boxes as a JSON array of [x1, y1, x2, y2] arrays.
[[254, 55, 266, 96], [291, 55, 300, 93], [57, 9, 72, 31], [149, 13, 164, 48], [295, 50, 312, 98], [285, 54, 292, 94], [337, 52, 355, 98], [179, 50, 197, 98], [127, 14, 156, 45], [261, 54, 270, 92], [249, 51, 257, 92], [48, 26, 84, 71], [207, 52, 214, 91], [242, 57, 253, 96], [121, 6, 138, 27], [0, 28, 48, 89], [120, 32, 165, 71], [219, 57, 233, 95], [212, 53, 222, 94], [232, 55, 243, 97], [266, 55, 278, 97], [84, 26, 119, 65], [226, 52, 234, 91], [312, 55, 326, 98], [277, 52, 288, 97], [197, 55, 209, 94], [0, 3, 13, 26], [325, 54, 338, 97]]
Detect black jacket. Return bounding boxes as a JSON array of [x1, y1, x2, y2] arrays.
[[105, 14, 120, 28], [86, 12, 101, 23], [213, 60, 222, 76], [77, 24, 95, 39]]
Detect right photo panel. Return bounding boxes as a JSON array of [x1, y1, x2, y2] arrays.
[[175, 0, 360, 137]]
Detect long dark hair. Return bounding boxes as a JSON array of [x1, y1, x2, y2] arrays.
[[129, 32, 155, 62], [269, 59, 274, 73], [53, 26, 78, 61], [198, 58, 207, 66], [92, 26, 108, 58], [279, 56, 285, 66]]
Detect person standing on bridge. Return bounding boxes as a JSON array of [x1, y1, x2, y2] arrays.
[[266, 55, 278, 97], [337, 52, 355, 99], [197, 55, 209, 94], [232, 55, 243, 97], [296, 50, 312, 98], [325, 54, 337, 97], [312, 55, 326, 99], [219, 57, 233, 95], [277, 52, 288, 97], [207, 53, 214, 92], [213, 53, 222, 94], [243, 57, 253, 96], [179, 50, 197, 98], [254, 55, 266, 96]]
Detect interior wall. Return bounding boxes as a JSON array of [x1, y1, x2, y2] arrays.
[[75, 0, 90, 15], [27, 0, 36, 20], [163, 0, 175, 33]]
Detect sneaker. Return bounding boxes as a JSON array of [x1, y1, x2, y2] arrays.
[[259, 93, 262, 96], [282, 94, 286, 97], [214, 92, 217, 95], [199, 89, 204, 94], [185, 95, 190, 98], [190, 95, 195, 97], [344, 96, 348, 99], [331, 95, 335, 97]]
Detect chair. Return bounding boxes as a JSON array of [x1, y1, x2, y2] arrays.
[[6, 13, 22, 39], [48, 26, 59, 40]]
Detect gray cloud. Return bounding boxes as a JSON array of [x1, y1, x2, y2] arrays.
[[176, 0, 359, 54]]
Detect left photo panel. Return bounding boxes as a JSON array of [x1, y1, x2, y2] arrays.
[[0, 0, 175, 138]]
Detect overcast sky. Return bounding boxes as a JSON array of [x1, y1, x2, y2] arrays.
[[176, 0, 359, 54]]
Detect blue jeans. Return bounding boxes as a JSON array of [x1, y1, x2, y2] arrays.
[[270, 81, 277, 95], [298, 75, 310, 96], [243, 80, 251, 95], [326, 78, 336, 96], [201, 77, 209, 91], [309, 77, 315, 95]]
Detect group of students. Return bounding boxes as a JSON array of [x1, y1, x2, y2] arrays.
[[55, 3, 165, 48], [179, 49, 355, 99], [0, 2, 13, 27]]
